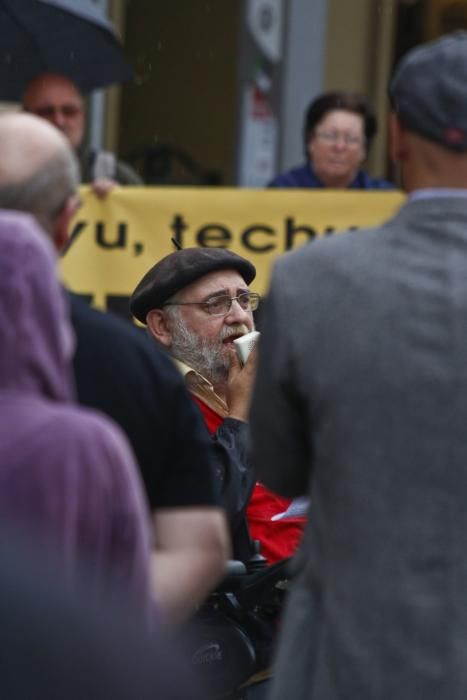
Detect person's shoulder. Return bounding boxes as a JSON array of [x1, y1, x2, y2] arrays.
[[68, 293, 188, 387], [69, 294, 138, 337], [276, 221, 386, 276], [69, 295, 143, 350], [357, 170, 397, 190], [267, 163, 311, 188], [68, 293, 104, 325], [69, 293, 151, 351]]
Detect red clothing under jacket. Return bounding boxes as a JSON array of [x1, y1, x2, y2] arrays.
[[192, 395, 305, 564]]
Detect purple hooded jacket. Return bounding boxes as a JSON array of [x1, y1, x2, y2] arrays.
[[0, 212, 153, 617]]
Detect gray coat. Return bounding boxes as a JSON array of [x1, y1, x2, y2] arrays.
[[250, 196, 467, 700]]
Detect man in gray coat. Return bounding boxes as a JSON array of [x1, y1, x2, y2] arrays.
[[249, 32, 467, 700]]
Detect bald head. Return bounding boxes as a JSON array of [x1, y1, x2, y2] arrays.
[[23, 73, 85, 150], [0, 112, 73, 184], [0, 112, 79, 239]]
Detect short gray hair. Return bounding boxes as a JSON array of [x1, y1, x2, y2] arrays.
[[146, 291, 181, 346], [0, 147, 79, 236]]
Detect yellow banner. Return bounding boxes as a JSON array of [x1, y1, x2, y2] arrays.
[[60, 187, 405, 312]]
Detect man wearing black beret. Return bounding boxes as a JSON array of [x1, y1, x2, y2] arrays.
[[131, 248, 306, 564]]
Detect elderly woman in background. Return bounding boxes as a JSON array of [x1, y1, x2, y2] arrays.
[[268, 91, 395, 189]]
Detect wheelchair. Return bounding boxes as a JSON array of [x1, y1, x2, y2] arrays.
[[183, 545, 292, 700], [178, 440, 295, 698]]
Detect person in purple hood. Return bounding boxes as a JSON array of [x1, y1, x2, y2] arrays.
[[0, 211, 154, 620]]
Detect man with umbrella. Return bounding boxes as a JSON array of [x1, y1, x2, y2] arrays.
[[22, 71, 142, 196], [0, 0, 142, 195]]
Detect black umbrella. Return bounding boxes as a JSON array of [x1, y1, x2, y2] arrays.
[[0, 0, 134, 101]]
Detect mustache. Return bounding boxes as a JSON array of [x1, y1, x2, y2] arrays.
[[220, 324, 250, 341]]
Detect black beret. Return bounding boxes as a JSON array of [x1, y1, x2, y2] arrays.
[[130, 247, 256, 323]]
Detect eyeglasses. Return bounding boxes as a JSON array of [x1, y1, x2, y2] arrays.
[[314, 130, 363, 147], [31, 104, 83, 120], [163, 292, 260, 316]]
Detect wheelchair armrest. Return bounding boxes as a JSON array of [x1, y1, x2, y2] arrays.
[[225, 560, 248, 577], [216, 560, 249, 593]]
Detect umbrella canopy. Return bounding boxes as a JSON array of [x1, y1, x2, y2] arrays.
[[0, 0, 134, 101]]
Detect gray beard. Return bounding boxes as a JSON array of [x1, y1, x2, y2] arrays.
[[168, 316, 250, 385]]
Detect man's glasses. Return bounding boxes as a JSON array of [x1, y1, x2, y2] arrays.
[[31, 104, 83, 120], [314, 130, 363, 147], [163, 292, 260, 316]]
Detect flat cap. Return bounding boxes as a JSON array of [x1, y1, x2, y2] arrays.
[[130, 247, 256, 323], [389, 31, 467, 151]]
